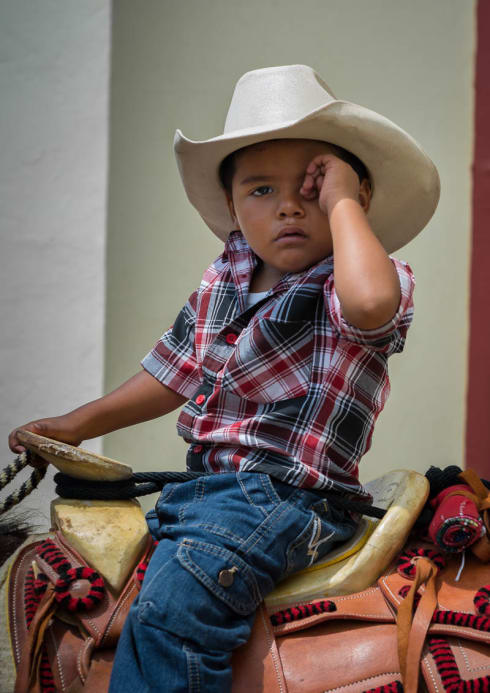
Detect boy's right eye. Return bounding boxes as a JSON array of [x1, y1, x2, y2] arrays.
[[251, 185, 273, 197]]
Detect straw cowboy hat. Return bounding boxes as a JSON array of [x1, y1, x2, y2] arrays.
[[174, 65, 440, 253]]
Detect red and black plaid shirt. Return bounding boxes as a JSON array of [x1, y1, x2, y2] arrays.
[[142, 231, 414, 500]]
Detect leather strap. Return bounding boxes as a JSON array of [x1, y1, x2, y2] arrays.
[[396, 557, 438, 693], [459, 469, 490, 511], [459, 469, 490, 562], [232, 604, 287, 693], [14, 587, 56, 693]]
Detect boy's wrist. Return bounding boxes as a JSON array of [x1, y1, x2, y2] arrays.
[[66, 401, 107, 442], [326, 195, 364, 223]]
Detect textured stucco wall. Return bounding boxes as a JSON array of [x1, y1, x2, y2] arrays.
[[0, 1, 111, 528], [105, 0, 475, 510]]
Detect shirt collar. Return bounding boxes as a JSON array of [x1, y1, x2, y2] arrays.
[[224, 230, 334, 307]]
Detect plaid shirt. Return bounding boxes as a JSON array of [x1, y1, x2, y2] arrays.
[[142, 231, 414, 501]]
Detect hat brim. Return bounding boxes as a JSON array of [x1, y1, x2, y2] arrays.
[[174, 100, 440, 254]]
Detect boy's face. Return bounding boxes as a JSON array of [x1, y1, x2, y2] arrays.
[[227, 139, 341, 283]]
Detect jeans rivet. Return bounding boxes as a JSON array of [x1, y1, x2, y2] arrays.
[[218, 566, 238, 587]]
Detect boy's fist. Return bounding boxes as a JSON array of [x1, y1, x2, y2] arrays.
[[8, 416, 83, 467], [300, 154, 362, 216]]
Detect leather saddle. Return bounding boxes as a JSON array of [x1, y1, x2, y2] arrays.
[[5, 469, 490, 692]]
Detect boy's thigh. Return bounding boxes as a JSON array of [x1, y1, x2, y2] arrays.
[[139, 472, 357, 648]]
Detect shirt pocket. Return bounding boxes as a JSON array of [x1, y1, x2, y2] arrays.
[[220, 318, 313, 403]]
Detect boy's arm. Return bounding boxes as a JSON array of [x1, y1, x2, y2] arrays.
[[301, 155, 401, 330], [8, 370, 187, 456]]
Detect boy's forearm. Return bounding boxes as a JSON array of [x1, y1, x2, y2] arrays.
[[71, 370, 187, 441], [9, 370, 187, 456], [329, 198, 401, 329]]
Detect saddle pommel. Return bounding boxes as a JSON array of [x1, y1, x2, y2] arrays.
[[51, 498, 150, 593]]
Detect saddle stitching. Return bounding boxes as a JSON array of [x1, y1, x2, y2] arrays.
[[322, 670, 401, 692], [273, 608, 391, 634], [49, 623, 67, 692], [427, 636, 490, 690], [76, 638, 86, 683], [329, 587, 380, 603], [421, 652, 440, 692], [259, 606, 285, 693], [457, 638, 489, 673], [11, 547, 34, 664], [100, 581, 138, 647], [379, 575, 399, 605]]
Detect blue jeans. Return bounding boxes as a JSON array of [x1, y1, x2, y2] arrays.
[[109, 472, 358, 692]]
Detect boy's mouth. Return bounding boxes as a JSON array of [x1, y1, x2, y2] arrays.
[[275, 226, 307, 242]]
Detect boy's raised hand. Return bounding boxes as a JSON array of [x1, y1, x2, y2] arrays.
[[300, 154, 362, 216]]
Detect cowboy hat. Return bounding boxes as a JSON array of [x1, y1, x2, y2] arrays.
[[174, 65, 440, 253]]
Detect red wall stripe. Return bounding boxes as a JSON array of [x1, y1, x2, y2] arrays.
[[465, 0, 490, 478]]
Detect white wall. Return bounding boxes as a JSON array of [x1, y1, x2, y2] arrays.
[[0, 1, 111, 529]]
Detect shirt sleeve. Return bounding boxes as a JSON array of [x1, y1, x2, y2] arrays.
[[141, 290, 201, 399], [324, 258, 415, 355]]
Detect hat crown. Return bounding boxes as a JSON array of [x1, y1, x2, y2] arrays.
[[224, 65, 337, 134]]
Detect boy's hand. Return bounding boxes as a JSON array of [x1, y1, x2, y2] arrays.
[[9, 415, 83, 468], [300, 154, 361, 217]]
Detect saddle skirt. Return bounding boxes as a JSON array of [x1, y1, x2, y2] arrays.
[[233, 546, 490, 693], [7, 531, 155, 693], [7, 533, 490, 693]]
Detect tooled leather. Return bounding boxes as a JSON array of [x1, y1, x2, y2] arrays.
[[8, 533, 153, 692], [279, 621, 401, 693], [380, 549, 490, 644], [78, 637, 95, 683], [397, 559, 438, 693], [45, 619, 86, 691], [99, 569, 141, 648], [232, 604, 286, 693], [233, 547, 489, 693], [42, 535, 152, 689], [422, 636, 490, 690], [8, 541, 42, 668], [43, 532, 152, 648], [14, 587, 56, 693], [258, 606, 287, 693]]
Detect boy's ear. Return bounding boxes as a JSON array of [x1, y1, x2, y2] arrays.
[[358, 179, 372, 213], [226, 194, 240, 228]]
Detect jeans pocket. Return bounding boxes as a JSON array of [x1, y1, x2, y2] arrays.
[[156, 481, 179, 509], [177, 539, 262, 616], [146, 483, 180, 538], [285, 503, 355, 574]]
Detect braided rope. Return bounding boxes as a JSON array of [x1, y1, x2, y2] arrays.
[[0, 452, 47, 515], [53, 472, 387, 518], [396, 547, 446, 578]]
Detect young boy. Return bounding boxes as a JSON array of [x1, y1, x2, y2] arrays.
[[9, 65, 439, 691]]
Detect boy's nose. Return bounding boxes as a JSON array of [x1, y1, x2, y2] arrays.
[[276, 190, 305, 218]]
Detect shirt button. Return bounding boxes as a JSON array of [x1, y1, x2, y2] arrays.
[[225, 333, 237, 345], [195, 394, 206, 405], [193, 445, 203, 453]]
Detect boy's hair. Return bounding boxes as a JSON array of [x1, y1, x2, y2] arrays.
[[219, 140, 370, 196]]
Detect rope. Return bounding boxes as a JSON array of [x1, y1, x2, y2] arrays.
[[53, 471, 387, 519], [54, 470, 208, 499], [3, 452, 489, 523], [0, 452, 47, 515]]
